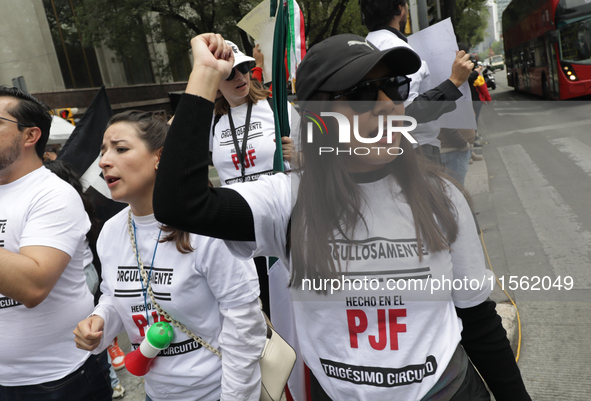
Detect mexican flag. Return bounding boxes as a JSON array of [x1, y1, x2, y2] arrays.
[[286, 0, 306, 83], [271, 0, 306, 172]]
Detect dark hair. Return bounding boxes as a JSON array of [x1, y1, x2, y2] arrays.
[[359, 0, 407, 31], [214, 77, 271, 116], [291, 92, 463, 288], [107, 110, 168, 152], [106, 110, 194, 254], [0, 86, 52, 159], [44, 160, 100, 243]]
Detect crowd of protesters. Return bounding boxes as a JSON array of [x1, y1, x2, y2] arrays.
[[0, 1, 530, 401]]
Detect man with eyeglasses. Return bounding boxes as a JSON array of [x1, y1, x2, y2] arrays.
[[0, 86, 112, 400], [360, 0, 473, 164]]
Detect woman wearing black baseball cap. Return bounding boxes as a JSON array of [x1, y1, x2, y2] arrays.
[[154, 33, 531, 401]]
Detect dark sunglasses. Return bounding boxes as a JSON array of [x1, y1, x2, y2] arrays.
[[331, 76, 412, 112], [226, 62, 251, 81]]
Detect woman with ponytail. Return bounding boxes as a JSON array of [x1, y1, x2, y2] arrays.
[[74, 110, 266, 401]]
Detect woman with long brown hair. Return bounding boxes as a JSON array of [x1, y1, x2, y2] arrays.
[[73, 110, 266, 401], [211, 40, 295, 186], [154, 33, 531, 401], [211, 41, 297, 319]]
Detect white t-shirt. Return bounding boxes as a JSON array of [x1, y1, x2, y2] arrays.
[[93, 208, 264, 401], [224, 172, 493, 400], [210, 100, 297, 185], [0, 166, 93, 385], [367, 29, 442, 149]]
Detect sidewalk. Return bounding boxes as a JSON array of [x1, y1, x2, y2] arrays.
[[112, 333, 145, 400], [465, 153, 519, 355]]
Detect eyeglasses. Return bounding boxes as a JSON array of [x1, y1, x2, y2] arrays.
[[0, 115, 33, 127], [226, 62, 251, 81], [331, 76, 412, 113]]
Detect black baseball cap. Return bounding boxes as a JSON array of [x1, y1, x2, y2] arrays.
[[295, 34, 421, 102]]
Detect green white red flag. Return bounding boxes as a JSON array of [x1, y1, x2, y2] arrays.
[[286, 0, 306, 84]]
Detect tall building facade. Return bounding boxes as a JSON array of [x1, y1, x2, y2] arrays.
[[0, 0, 65, 92], [475, 0, 501, 55], [0, 0, 190, 93]]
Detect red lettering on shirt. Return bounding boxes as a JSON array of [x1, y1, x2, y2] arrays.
[[231, 149, 257, 170], [232, 154, 241, 170], [346, 308, 407, 350], [388, 309, 407, 350], [347, 309, 368, 348], [247, 149, 256, 167], [132, 314, 149, 337], [151, 311, 169, 323], [368, 309, 388, 350]]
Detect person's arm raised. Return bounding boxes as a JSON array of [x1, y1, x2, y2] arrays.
[[405, 51, 474, 124], [448, 50, 473, 88], [154, 34, 256, 241], [184, 34, 232, 100]]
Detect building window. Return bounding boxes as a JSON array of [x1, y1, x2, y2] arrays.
[[121, 16, 156, 85], [161, 15, 191, 82], [42, 0, 103, 88]]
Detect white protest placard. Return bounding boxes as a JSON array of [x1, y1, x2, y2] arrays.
[[237, 0, 276, 84], [408, 18, 476, 129]]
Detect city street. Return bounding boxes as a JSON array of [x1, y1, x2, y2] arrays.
[[475, 70, 591, 399], [113, 71, 591, 400]]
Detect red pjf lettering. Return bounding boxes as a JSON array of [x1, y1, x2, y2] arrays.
[[151, 311, 169, 323], [369, 309, 388, 350], [132, 314, 149, 337], [347, 309, 368, 348], [246, 149, 256, 168], [231, 154, 241, 170], [388, 309, 407, 350]]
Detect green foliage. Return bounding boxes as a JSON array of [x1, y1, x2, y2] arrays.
[[75, 0, 371, 72], [75, 0, 259, 79], [298, 0, 367, 46], [75, 0, 371, 79], [491, 40, 504, 55], [477, 40, 504, 61], [453, 0, 489, 47]]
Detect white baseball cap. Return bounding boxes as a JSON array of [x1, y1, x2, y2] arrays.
[[225, 40, 255, 67]]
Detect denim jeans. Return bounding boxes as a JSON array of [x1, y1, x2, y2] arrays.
[[441, 149, 472, 186], [107, 353, 120, 388], [0, 351, 112, 401]]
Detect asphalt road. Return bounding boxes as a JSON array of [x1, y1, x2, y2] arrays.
[[475, 70, 591, 400]]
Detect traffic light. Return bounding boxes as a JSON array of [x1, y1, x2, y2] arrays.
[[56, 108, 75, 125]]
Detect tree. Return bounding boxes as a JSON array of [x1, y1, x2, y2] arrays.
[[298, 0, 367, 46], [439, 0, 489, 47], [75, 0, 370, 81], [76, 0, 260, 80], [453, 0, 489, 47], [491, 40, 504, 55]]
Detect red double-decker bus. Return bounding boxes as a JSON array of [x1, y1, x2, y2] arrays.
[[503, 0, 591, 99]]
